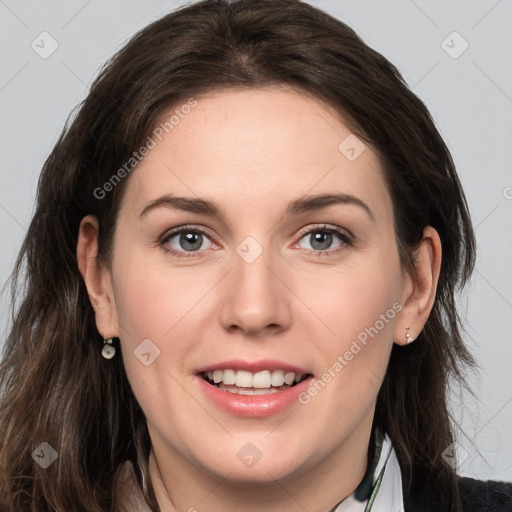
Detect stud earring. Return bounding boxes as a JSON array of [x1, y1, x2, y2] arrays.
[[102, 337, 116, 359], [406, 327, 415, 344]]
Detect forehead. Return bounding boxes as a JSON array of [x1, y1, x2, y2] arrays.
[[119, 87, 392, 223]]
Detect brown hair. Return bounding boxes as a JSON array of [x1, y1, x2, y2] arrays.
[[0, 0, 476, 510]]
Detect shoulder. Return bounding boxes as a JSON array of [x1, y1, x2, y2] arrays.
[[404, 471, 512, 511], [459, 476, 512, 511]]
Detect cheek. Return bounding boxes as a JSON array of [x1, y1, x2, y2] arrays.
[[112, 258, 198, 415], [114, 270, 174, 342], [112, 249, 218, 374], [315, 256, 400, 336], [113, 244, 191, 334], [305, 249, 402, 385]]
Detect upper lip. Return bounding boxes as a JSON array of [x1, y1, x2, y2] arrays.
[[196, 359, 310, 375]]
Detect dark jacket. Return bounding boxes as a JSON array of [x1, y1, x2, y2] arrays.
[[404, 474, 512, 511]]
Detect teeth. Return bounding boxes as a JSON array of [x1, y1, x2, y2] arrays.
[[231, 387, 282, 395], [203, 369, 308, 389], [223, 369, 236, 385], [235, 370, 253, 388], [284, 372, 295, 385], [253, 370, 272, 388], [271, 370, 285, 387]]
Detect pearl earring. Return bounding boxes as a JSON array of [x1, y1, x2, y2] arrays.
[[102, 337, 116, 359], [406, 327, 415, 344]]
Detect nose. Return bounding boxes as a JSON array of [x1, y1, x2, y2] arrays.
[[219, 241, 292, 338]]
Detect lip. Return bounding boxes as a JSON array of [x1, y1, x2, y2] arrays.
[[196, 373, 314, 418], [196, 359, 309, 374]]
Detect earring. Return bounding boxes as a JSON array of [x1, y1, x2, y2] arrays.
[[102, 337, 116, 359], [406, 327, 415, 344]]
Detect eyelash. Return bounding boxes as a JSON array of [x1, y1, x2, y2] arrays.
[[159, 224, 353, 259]]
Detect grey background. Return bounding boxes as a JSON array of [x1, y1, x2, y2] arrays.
[[0, 0, 511, 481]]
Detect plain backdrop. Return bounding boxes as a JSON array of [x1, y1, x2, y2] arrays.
[[0, 0, 511, 482]]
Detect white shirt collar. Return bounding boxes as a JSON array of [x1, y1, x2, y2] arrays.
[[333, 433, 405, 512]]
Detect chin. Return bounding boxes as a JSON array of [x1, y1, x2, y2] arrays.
[[195, 446, 310, 486]]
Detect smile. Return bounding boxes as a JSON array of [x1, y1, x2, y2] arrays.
[[195, 360, 315, 417], [201, 369, 311, 395]]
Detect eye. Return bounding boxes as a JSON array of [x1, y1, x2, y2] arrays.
[[160, 226, 215, 258], [159, 224, 353, 259], [295, 224, 352, 256]]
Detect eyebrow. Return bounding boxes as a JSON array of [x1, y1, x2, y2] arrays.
[[139, 193, 375, 222]]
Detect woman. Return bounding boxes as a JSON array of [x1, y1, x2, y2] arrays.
[[0, 0, 511, 510]]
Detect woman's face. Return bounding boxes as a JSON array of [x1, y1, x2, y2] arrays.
[[102, 87, 412, 484]]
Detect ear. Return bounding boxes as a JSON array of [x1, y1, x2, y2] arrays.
[[394, 226, 442, 346], [76, 214, 119, 339]]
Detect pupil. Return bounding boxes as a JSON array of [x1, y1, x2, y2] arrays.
[[180, 232, 202, 251], [311, 231, 332, 250]]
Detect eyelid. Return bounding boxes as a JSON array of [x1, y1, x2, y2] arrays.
[[161, 224, 215, 242], [294, 223, 353, 243]]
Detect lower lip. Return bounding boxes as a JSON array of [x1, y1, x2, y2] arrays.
[[196, 375, 313, 418]]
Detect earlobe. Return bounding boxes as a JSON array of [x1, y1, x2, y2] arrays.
[[393, 226, 442, 346], [76, 214, 119, 338], [405, 326, 416, 344]]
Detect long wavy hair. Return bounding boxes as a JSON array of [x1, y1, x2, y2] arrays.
[[0, 0, 476, 510]]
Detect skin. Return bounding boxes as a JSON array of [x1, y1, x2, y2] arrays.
[[77, 86, 441, 512]]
